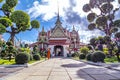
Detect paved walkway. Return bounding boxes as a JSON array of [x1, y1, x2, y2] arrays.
[[1, 58, 120, 80], [0, 66, 23, 78]]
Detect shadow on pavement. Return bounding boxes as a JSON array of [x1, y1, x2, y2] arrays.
[[77, 67, 120, 80], [61, 63, 86, 68]]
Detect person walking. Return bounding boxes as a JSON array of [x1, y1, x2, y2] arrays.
[[47, 48, 51, 59]]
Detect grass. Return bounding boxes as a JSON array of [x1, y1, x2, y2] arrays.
[[104, 56, 119, 63], [0, 59, 15, 65], [28, 60, 36, 64], [72, 57, 79, 60], [0, 57, 46, 65]]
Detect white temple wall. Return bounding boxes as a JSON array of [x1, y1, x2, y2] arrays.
[[63, 45, 69, 57], [48, 45, 54, 55]]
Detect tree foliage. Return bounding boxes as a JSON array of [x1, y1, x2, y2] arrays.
[[115, 32, 120, 38], [0, 17, 12, 27], [80, 46, 89, 55], [0, 0, 40, 45], [88, 23, 96, 30], [31, 20, 40, 29], [6, 0, 18, 8], [90, 38, 97, 47], [0, 23, 6, 34], [0, 0, 3, 3], [10, 10, 30, 26], [0, 40, 3, 47], [90, 36, 105, 48], [2, 3, 13, 12], [87, 13, 96, 22], [83, 0, 120, 35], [0, 41, 17, 61]]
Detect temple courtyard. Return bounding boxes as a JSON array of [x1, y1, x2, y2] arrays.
[[0, 58, 119, 80]]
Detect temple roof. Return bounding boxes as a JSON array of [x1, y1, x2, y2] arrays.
[[50, 10, 67, 38], [50, 26, 67, 38]]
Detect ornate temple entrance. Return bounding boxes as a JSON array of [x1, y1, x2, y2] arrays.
[[54, 45, 64, 56]]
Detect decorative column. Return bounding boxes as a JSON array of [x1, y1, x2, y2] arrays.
[[74, 38, 76, 53]]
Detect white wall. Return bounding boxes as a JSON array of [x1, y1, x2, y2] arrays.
[[63, 45, 69, 57], [48, 45, 54, 55]]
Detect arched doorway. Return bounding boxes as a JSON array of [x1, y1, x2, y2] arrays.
[[54, 45, 64, 56]]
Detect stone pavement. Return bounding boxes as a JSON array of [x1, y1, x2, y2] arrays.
[[0, 66, 24, 78], [1, 57, 120, 80]]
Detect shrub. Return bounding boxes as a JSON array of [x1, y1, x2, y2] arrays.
[[86, 53, 92, 61], [91, 51, 105, 62], [79, 54, 85, 59], [29, 54, 33, 61], [71, 52, 79, 57], [33, 54, 40, 60], [87, 45, 92, 50], [6, 41, 13, 46], [113, 48, 118, 54], [15, 53, 30, 64], [0, 50, 7, 58], [20, 48, 31, 53], [103, 48, 108, 55], [71, 53, 75, 57], [80, 46, 89, 55], [12, 50, 18, 56], [40, 51, 47, 57]]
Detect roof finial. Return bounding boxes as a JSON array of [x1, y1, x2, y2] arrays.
[[55, 0, 62, 25], [73, 25, 75, 30], [42, 26, 44, 32], [57, 0, 60, 20]]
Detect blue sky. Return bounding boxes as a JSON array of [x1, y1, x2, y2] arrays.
[[1, 0, 120, 44]]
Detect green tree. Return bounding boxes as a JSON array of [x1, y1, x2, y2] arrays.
[[115, 32, 120, 38], [89, 37, 97, 48], [97, 36, 105, 44], [6, 41, 17, 61], [0, 0, 40, 45], [83, 0, 120, 35], [80, 46, 89, 55], [32, 45, 38, 54], [114, 32, 120, 61], [0, 40, 3, 47], [83, 0, 120, 59], [0, 41, 16, 60], [0, 0, 3, 3]]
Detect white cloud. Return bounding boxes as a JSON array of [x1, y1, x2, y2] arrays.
[[15, 40, 35, 47], [22, 40, 35, 44], [18, 1, 21, 4], [79, 29, 105, 44], [27, 0, 120, 23], [27, 0, 89, 21]]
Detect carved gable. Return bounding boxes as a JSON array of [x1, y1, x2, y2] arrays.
[[51, 27, 66, 38]]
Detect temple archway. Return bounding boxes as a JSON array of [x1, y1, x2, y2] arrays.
[[54, 45, 64, 56]]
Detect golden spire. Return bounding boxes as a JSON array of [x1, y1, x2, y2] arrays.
[[42, 26, 44, 32]]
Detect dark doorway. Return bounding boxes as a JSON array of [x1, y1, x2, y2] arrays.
[[54, 45, 64, 56]]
